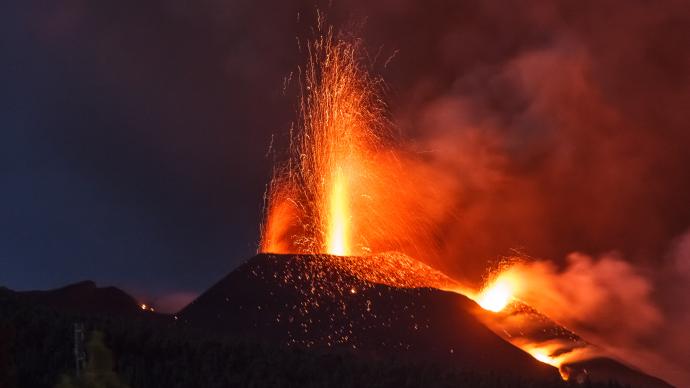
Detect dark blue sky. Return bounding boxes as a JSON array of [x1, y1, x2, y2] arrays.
[[0, 1, 304, 301]]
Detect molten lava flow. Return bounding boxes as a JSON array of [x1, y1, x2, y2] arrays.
[[530, 350, 554, 365], [470, 263, 610, 379]]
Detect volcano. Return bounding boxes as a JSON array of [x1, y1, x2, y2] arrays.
[[178, 253, 671, 387], [179, 254, 556, 380]]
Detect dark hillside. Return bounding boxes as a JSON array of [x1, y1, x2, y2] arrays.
[[0, 291, 589, 388]]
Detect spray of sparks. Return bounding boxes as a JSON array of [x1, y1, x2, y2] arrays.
[[259, 22, 606, 380], [261, 22, 386, 256]]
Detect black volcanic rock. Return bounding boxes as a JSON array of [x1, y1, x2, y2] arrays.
[[4, 280, 145, 316], [179, 253, 559, 381]]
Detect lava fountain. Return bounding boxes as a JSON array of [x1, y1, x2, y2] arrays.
[[259, 20, 449, 259], [260, 23, 387, 256], [327, 166, 349, 255]]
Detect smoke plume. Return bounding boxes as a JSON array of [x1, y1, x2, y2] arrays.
[[367, 2, 690, 385]]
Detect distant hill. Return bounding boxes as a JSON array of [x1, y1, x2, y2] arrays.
[[0, 280, 145, 317]]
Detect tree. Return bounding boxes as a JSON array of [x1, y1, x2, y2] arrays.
[[55, 331, 128, 388]]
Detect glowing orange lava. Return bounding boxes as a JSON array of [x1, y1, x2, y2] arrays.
[[476, 272, 520, 312], [326, 166, 350, 255], [530, 349, 556, 365], [260, 21, 390, 257], [478, 282, 512, 312]]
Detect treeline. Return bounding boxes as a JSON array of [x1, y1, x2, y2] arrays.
[[0, 294, 629, 388]]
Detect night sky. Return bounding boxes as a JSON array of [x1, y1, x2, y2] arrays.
[[2, 0, 690, 324], [1, 1, 307, 307]]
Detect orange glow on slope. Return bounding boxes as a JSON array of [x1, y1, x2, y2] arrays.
[[470, 266, 605, 379], [518, 340, 593, 377], [478, 280, 512, 312], [530, 349, 556, 365], [526, 345, 570, 379], [476, 272, 520, 312]]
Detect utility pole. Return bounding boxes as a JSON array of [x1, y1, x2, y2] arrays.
[[73, 323, 85, 377]]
